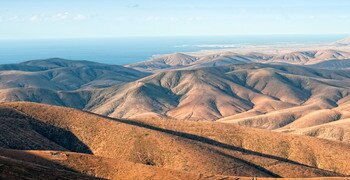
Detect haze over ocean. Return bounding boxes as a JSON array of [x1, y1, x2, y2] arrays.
[[0, 34, 347, 65]]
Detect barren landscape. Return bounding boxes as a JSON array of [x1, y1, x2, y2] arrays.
[[3, 0, 350, 178], [1, 102, 350, 179], [0, 36, 350, 179]]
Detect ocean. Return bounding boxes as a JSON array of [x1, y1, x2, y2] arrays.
[[0, 35, 347, 65]]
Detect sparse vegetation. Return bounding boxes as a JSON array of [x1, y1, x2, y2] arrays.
[[0, 102, 349, 179]]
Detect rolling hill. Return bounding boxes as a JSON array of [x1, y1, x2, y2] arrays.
[[89, 63, 350, 145], [1, 59, 350, 145], [0, 101, 349, 179], [126, 51, 265, 72], [0, 58, 149, 109], [126, 49, 350, 72], [91, 63, 350, 122], [335, 37, 350, 46], [269, 50, 350, 65], [0, 58, 149, 90]]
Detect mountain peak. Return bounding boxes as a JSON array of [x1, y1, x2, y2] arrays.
[[21, 58, 101, 69], [154, 52, 198, 66]]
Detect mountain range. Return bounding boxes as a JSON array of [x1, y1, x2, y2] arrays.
[[1, 38, 350, 179], [126, 49, 350, 72], [1, 56, 350, 144]]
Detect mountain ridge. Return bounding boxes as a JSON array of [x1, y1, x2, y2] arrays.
[[0, 101, 349, 178], [1, 59, 350, 145], [126, 49, 350, 72]]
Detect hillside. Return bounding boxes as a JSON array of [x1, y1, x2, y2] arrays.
[[335, 37, 350, 46], [126, 49, 350, 72], [0, 58, 149, 109], [269, 50, 350, 65], [125, 53, 198, 72], [0, 58, 149, 90], [90, 64, 350, 123], [0, 148, 227, 180], [126, 51, 265, 72], [0, 101, 350, 179], [1, 60, 350, 145]]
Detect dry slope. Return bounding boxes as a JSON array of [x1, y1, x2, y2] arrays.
[[0, 102, 349, 178], [126, 49, 350, 72], [0, 58, 149, 109], [90, 63, 350, 123]]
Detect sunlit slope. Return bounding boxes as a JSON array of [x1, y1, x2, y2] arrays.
[[92, 64, 350, 124], [0, 102, 349, 178]]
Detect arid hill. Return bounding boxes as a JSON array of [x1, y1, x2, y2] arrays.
[[0, 148, 228, 180], [1, 60, 350, 145], [91, 64, 350, 122], [0, 58, 149, 108], [91, 63, 350, 144], [0, 102, 350, 179], [0, 58, 149, 90], [269, 50, 350, 65], [125, 53, 198, 71], [335, 37, 350, 46], [126, 49, 350, 71]]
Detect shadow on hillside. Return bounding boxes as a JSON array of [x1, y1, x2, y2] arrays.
[[0, 148, 101, 179], [28, 118, 93, 154], [103, 118, 288, 177], [0, 107, 92, 154], [99, 115, 328, 167], [101, 117, 342, 177]]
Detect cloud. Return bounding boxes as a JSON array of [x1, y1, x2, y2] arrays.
[[127, 4, 139, 8], [145, 16, 202, 22], [52, 12, 70, 21], [185, 17, 202, 21], [29, 15, 40, 22], [7, 16, 19, 21], [0, 16, 20, 22], [73, 14, 87, 21], [308, 15, 315, 20], [27, 12, 89, 22], [115, 17, 127, 21]]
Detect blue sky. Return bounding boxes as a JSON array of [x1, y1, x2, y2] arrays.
[[1, 0, 350, 39]]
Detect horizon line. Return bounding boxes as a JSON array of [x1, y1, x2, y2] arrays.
[[0, 33, 349, 40]]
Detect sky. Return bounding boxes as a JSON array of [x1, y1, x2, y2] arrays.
[[0, 0, 350, 39]]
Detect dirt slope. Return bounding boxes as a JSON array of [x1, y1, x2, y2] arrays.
[[0, 102, 349, 178], [91, 64, 350, 123]]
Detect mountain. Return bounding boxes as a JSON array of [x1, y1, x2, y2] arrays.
[[20, 58, 105, 69], [126, 49, 350, 72], [0, 58, 149, 108], [309, 59, 350, 69], [90, 63, 350, 122], [335, 37, 350, 46], [126, 53, 198, 72], [126, 51, 270, 72], [269, 49, 350, 70], [0, 58, 149, 90], [269, 51, 316, 64], [1, 59, 350, 144], [0, 101, 349, 178]]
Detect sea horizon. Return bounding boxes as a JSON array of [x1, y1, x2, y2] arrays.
[[0, 34, 348, 65]]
